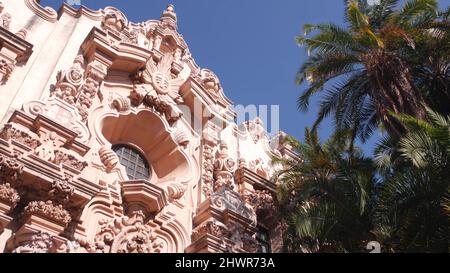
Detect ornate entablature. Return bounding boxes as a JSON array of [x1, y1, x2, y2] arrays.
[[0, 1, 299, 253]]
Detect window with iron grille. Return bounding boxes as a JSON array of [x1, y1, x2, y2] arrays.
[[112, 144, 150, 180], [256, 227, 271, 253]]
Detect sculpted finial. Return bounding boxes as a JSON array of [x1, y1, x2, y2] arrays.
[[166, 4, 175, 13], [160, 3, 177, 30]]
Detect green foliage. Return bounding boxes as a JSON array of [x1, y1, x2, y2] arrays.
[[374, 108, 450, 252], [284, 0, 450, 253], [295, 0, 448, 142], [275, 129, 376, 252]]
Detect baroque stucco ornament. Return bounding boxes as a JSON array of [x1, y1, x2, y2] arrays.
[[84, 211, 164, 253], [131, 53, 188, 123], [0, 2, 292, 254]]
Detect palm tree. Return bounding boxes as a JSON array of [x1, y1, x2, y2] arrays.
[[407, 6, 450, 115], [275, 129, 376, 252], [295, 0, 445, 141], [374, 108, 450, 252]]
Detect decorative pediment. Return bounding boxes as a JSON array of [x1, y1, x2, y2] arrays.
[[22, 97, 90, 144]]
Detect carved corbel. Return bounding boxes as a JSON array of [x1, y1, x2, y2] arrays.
[[0, 154, 24, 184]]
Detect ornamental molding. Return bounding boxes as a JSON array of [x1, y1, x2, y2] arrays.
[[209, 188, 257, 226], [0, 122, 41, 150], [22, 97, 90, 144], [82, 211, 164, 253], [22, 200, 72, 227], [24, 0, 57, 23]]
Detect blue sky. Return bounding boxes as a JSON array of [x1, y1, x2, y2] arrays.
[[41, 0, 450, 156]]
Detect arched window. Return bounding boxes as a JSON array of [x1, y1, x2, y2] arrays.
[[112, 144, 150, 180]]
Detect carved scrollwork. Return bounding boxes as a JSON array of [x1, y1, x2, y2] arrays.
[[167, 183, 186, 201], [210, 188, 257, 226], [244, 118, 268, 144], [201, 141, 215, 197], [87, 211, 164, 253], [53, 148, 88, 171], [191, 219, 228, 242], [248, 158, 270, 179], [172, 128, 190, 148], [22, 97, 90, 143], [0, 58, 14, 83], [110, 94, 131, 113], [0, 2, 11, 30], [52, 55, 85, 105], [101, 7, 128, 34]]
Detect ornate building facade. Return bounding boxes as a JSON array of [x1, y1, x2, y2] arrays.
[[0, 1, 296, 253]]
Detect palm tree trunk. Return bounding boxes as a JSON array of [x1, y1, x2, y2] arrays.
[[363, 49, 426, 137]]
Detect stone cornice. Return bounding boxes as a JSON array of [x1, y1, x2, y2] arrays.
[[235, 167, 276, 193], [80, 27, 151, 73], [57, 3, 103, 21], [0, 27, 33, 62], [24, 0, 58, 23]]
